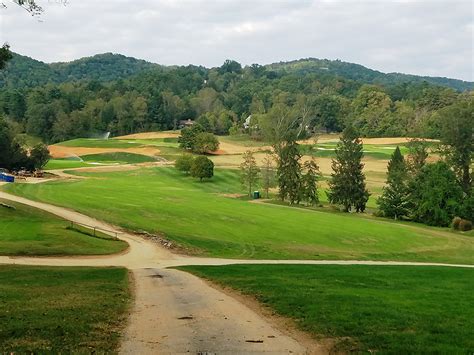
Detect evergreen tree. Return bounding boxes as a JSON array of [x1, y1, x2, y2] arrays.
[[327, 125, 369, 212], [301, 158, 320, 206], [277, 140, 302, 204], [240, 150, 260, 197], [377, 146, 410, 219], [406, 138, 428, 176], [261, 153, 276, 199], [409, 162, 463, 226]]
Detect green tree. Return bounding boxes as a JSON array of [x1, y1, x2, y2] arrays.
[[327, 126, 370, 212], [261, 153, 276, 199], [175, 154, 194, 174], [0, 44, 12, 71], [406, 138, 429, 176], [301, 158, 320, 206], [178, 124, 204, 150], [438, 98, 473, 194], [377, 146, 410, 219], [240, 150, 260, 197], [277, 141, 302, 204], [27, 143, 50, 170], [190, 156, 214, 181], [409, 162, 463, 226], [192, 132, 219, 154]]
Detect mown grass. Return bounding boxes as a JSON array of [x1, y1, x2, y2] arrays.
[[45, 152, 156, 170], [4, 167, 473, 264], [81, 152, 156, 164], [0, 199, 127, 256], [180, 264, 474, 353], [0, 265, 130, 353], [300, 142, 411, 160], [56, 137, 179, 148]]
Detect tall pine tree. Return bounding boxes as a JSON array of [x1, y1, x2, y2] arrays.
[[377, 146, 410, 220], [277, 140, 302, 205], [327, 126, 369, 212]]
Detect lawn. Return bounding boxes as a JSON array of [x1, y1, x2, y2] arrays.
[[0, 199, 128, 256], [180, 264, 474, 353], [45, 152, 156, 170], [0, 265, 130, 353], [4, 167, 473, 264], [56, 137, 179, 149], [300, 142, 411, 160]]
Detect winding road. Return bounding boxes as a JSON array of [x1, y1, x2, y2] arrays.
[[0, 191, 472, 354]]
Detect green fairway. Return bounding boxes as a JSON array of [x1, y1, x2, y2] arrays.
[[45, 152, 156, 170], [0, 265, 129, 352], [0, 200, 127, 256], [81, 152, 157, 164], [56, 137, 179, 149], [180, 264, 474, 353], [4, 167, 473, 263], [44, 159, 90, 170], [301, 142, 411, 160]]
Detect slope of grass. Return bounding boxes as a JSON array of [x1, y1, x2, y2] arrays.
[[0, 200, 127, 256], [0, 265, 129, 353], [44, 159, 90, 170], [4, 167, 473, 263], [56, 137, 179, 149], [180, 264, 474, 353], [81, 152, 156, 164]]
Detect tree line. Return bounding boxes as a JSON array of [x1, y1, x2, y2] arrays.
[[0, 56, 472, 145], [237, 95, 473, 228]]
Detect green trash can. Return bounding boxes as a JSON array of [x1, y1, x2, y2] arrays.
[[253, 191, 260, 199]]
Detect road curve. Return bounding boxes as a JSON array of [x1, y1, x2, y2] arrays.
[[1, 191, 473, 354]]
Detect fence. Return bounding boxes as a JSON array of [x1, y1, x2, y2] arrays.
[[68, 221, 119, 240]]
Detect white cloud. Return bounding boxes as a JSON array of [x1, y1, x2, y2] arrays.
[[0, 0, 472, 80]]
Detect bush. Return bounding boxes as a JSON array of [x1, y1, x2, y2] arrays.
[[458, 219, 472, 232], [452, 217, 462, 230], [175, 154, 194, 174], [452, 217, 472, 231], [190, 156, 214, 181]]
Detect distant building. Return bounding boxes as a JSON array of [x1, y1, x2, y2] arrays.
[[179, 119, 195, 129]]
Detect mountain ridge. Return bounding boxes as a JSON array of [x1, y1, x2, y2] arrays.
[[1, 52, 472, 91]]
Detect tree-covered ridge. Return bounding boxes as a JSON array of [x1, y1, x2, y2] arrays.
[[0, 52, 159, 88], [0, 52, 472, 144], [266, 58, 474, 92], [1, 52, 472, 92]]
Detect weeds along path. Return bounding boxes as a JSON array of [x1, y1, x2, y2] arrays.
[[0, 191, 473, 354]]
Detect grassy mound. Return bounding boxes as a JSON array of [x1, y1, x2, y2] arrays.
[[0, 199, 127, 256]]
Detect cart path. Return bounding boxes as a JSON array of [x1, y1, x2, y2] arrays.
[[1, 192, 473, 354]]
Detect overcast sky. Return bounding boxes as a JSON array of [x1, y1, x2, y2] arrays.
[[0, 0, 472, 81]]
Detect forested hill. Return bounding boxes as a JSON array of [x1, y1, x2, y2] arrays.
[[267, 59, 473, 92], [0, 53, 159, 88], [1, 52, 472, 92]]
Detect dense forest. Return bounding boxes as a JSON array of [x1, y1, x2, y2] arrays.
[[0, 52, 472, 143]]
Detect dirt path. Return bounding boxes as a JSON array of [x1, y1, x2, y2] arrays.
[[0, 191, 472, 354]]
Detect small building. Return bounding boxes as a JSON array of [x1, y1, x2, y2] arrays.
[[178, 119, 195, 129]]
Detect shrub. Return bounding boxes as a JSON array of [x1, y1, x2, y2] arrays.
[[175, 154, 194, 174], [458, 219, 472, 232], [190, 156, 214, 181], [452, 217, 462, 230]]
